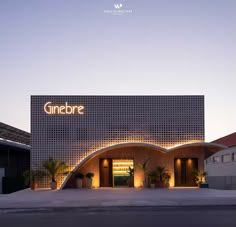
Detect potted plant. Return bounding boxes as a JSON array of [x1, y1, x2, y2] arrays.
[[86, 172, 94, 189], [163, 172, 171, 188], [193, 169, 207, 188], [43, 158, 69, 190], [75, 172, 84, 189], [137, 158, 150, 188], [23, 169, 45, 190], [127, 166, 134, 187], [148, 170, 157, 188], [156, 166, 168, 188]]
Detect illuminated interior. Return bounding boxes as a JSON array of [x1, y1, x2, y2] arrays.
[[112, 159, 134, 187]]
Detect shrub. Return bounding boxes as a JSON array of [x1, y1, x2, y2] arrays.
[[75, 172, 84, 179], [86, 172, 94, 179]]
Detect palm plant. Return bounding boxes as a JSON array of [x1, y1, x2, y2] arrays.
[[43, 158, 69, 189], [163, 172, 171, 187], [156, 166, 168, 182], [127, 166, 134, 187], [23, 169, 45, 190], [127, 166, 134, 177], [148, 170, 157, 188], [137, 158, 150, 186], [193, 169, 207, 186]]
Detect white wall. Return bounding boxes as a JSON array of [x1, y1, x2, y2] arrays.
[[205, 146, 236, 176], [205, 147, 236, 189]]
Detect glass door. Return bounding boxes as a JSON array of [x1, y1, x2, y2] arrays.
[[112, 159, 134, 187]]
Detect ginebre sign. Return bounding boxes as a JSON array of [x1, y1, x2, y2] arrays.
[[44, 102, 84, 115]]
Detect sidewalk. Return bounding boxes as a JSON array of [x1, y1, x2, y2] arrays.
[[1, 188, 236, 208]]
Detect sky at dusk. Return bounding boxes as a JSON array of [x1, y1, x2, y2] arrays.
[[0, 0, 235, 141]]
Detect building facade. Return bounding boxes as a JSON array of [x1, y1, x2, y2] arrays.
[[205, 146, 236, 190], [31, 95, 224, 188], [0, 122, 30, 193]]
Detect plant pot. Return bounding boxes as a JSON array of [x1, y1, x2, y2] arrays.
[[156, 181, 165, 188], [165, 182, 170, 188], [50, 181, 57, 190], [30, 182, 38, 190], [199, 183, 208, 188], [127, 178, 134, 187], [87, 178, 92, 189], [76, 178, 83, 189], [150, 183, 155, 188], [143, 181, 148, 188]]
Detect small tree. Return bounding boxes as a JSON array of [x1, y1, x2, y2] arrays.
[[43, 158, 69, 182], [75, 172, 84, 179], [85, 172, 94, 179], [23, 169, 45, 189]]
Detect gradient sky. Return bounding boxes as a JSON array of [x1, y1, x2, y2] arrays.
[[0, 0, 235, 141]]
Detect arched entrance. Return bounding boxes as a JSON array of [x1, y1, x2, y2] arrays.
[[61, 143, 166, 189], [61, 142, 226, 189]]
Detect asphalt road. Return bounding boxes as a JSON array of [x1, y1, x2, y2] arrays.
[[0, 206, 236, 227]]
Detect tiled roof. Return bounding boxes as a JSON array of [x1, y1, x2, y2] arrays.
[[211, 132, 236, 147]]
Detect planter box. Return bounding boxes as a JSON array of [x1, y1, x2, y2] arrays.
[[143, 181, 148, 188], [50, 181, 57, 190], [156, 181, 165, 188], [150, 184, 155, 188], [30, 182, 38, 190], [76, 179, 83, 189], [87, 179, 92, 189], [200, 183, 208, 188]]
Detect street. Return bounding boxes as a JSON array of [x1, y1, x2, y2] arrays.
[[0, 206, 236, 227]]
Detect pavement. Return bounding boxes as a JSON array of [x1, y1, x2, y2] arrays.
[[1, 187, 236, 208]]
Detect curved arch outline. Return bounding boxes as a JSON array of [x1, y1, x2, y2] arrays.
[[60, 142, 227, 189]]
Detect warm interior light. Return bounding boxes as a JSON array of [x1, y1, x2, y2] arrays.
[[112, 159, 133, 176], [103, 159, 109, 167], [59, 139, 204, 189]]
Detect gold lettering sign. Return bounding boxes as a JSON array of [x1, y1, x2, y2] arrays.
[[44, 102, 84, 115]]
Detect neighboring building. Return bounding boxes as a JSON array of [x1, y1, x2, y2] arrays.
[[0, 122, 30, 194], [211, 132, 236, 147], [205, 146, 236, 190], [31, 95, 225, 189]]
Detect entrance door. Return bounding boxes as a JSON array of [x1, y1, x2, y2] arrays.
[[112, 159, 134, 187], [174, 158, 198, 186], [100, 159, 112, 187]]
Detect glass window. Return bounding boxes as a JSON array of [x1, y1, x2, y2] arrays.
[[213, 156, 220, 163], [222, 154, 231, 163], [232, 153, 236, 161]]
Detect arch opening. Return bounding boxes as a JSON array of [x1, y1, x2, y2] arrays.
[[61, 142, 226, 189]]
